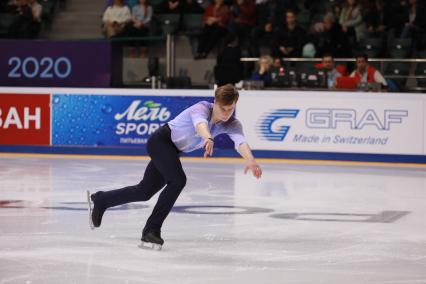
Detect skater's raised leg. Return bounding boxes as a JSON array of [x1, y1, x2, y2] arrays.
[[90, 161, 166, 228]]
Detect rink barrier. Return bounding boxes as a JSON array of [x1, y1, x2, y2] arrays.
[[1, 87, 425, 165], [1, 146, 426, 166]]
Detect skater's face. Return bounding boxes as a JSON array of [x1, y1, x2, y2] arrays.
[[214, 102, 236, 122]]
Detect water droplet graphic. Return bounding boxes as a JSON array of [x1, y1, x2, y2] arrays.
[[101, 104, 113, 114]]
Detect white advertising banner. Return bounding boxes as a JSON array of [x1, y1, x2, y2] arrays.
[[238, 91, 426, 155]]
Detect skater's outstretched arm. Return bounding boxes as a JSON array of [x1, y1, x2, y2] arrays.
[[239, 143, 262, 179], [196, 122, 214, 158]]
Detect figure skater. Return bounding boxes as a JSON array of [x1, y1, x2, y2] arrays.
[[87, 84, 262, 250]]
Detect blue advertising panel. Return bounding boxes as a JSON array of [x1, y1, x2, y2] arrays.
[[0, 40, 110, 87], [52, 94, 215, 147]]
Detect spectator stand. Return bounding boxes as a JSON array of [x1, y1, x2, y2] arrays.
[[0, 0, 62, 38], [240, 56, 426, 93]]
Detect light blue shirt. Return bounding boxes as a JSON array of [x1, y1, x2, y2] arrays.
[[168, 101, 246, 153], [132, 4, 152, 24]]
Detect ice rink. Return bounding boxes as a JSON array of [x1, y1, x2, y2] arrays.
[[1, 154, 426, 284]]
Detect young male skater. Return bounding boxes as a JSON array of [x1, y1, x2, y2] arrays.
[[87, 84, 263, 250]]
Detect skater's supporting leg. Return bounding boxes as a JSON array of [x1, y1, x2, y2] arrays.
[[143, 126, 186, 234]]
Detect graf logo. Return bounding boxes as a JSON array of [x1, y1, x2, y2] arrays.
[[257, 109, 299, 141], [306, 109, 408, 130]]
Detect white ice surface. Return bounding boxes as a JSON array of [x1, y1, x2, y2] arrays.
[[1, 156, 426, 284]]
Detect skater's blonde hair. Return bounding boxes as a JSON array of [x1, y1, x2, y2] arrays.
[[215, 84, 239, 106]]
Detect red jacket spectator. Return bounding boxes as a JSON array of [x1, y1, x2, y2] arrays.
[[315, 63, 348, 76], [351, 65, 378, 83], [232, 0, 256, 26], [203, 1, 230, 28]]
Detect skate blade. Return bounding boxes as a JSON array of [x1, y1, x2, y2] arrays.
[[138, 241, 162, 251], [86, 190, 95, 230]]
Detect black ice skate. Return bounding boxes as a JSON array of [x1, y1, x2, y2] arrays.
[[86, 190, 105, 230], [139, 231, 164, 251]]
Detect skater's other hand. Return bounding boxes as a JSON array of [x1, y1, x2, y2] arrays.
[[244, 161, 262, 179], [203, 138, 214, 158]]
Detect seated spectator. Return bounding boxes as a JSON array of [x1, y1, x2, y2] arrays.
[[184, 0, 204, 13], [127, 0, 138, 9], [339, 0, 366, 44], [269, 57, 287, 83], [229, 0, 256, 50], [194, 0, 230, 59], [272, 57, 283, 70], [364, 0, 392, 38], [350, 53, 387, 87], [331, 2, 343, 22], [314, 53, 343, 88], [159, 0, 203, 32], [313, 13, 351, 58], [250, 55, 272, 84], [160, 0, 180, 13], [248, 0, 278, 57], [400, 0, 426, 46], [28, 0, 41, 37], [104, 0, 138, 10], [160, 0, 203, 13], [271, 10, 306, 58], [391, 0, 410, 37], [358, 0, 375, 11], [128, 0, 152, 37], [413, 0, 426, 50], [102, 0, 131, 38], [9, 0, 33, 38], [401, 0, 417, 37]]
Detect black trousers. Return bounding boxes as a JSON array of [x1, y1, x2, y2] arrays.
[[94, 124, 186, 234]]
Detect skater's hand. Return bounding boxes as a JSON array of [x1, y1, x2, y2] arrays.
[[203, 138, 214, 158], [244, 160, 262, 179]]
